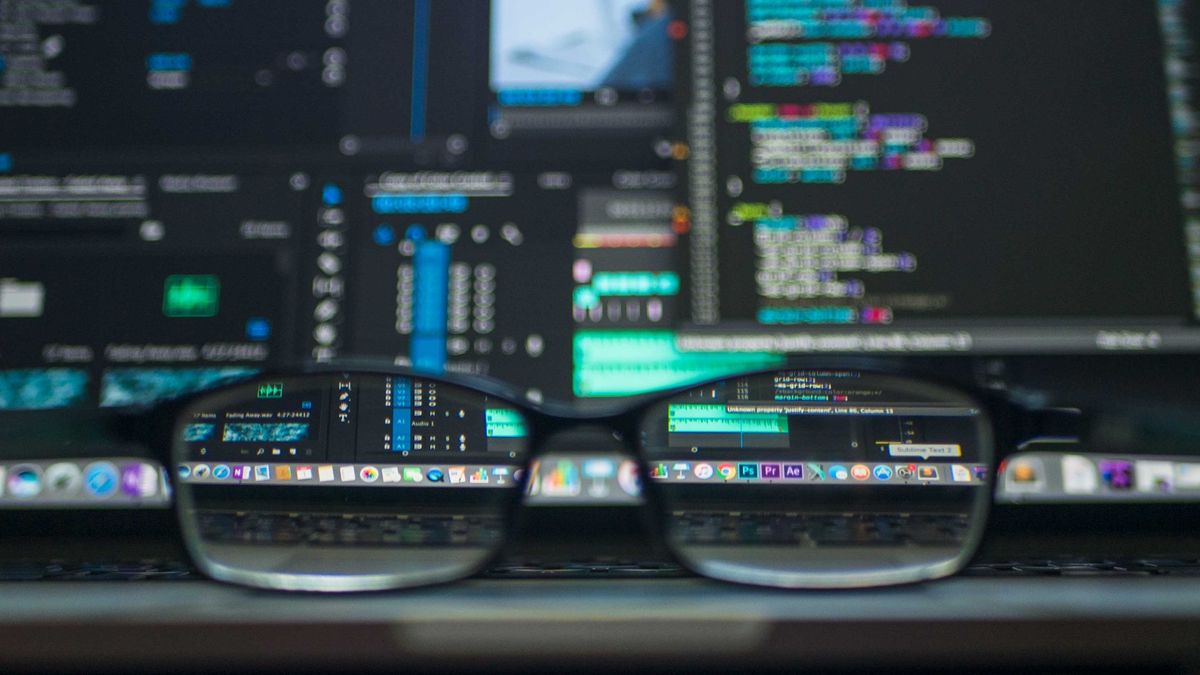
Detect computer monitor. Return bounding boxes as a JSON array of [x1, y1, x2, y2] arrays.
[[1, 0, 1198, 508]]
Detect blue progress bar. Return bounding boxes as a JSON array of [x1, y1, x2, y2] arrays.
[[391, 377, 413, 452], [412, 240, 449, 373], [410, 0, 431, 141]]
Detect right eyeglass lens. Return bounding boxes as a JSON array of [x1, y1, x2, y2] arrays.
[[639, 369, 994, 588]]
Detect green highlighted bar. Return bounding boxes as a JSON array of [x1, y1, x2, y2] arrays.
[[667, 404, 789, 434], [730, 202, 772, 222], [257, 383, 283, 399], [727, 103, 776, 122], [486, 408, 528, 438], [575, 272, 681, 310], [573, 330, 783, 398], [592, 271, 680, 296], [163, 275, 219, 317]]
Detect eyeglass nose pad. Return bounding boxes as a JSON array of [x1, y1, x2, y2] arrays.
[[509, 427, 674, 567], [521, 425, 646, 505]]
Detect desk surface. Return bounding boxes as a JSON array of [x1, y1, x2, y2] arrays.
[[1, 577, 1199, 672]]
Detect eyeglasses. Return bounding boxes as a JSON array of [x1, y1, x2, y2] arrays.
[[133, 365, 1070, 592]]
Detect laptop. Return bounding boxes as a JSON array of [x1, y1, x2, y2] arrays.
[[1, 2, 1200, 669]]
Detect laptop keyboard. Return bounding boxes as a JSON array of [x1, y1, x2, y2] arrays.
[[198, 509, 972, 551], [669, 510, 969, 546], [961, 558, 1200, 577], [3, 557, 1200, 582], [197, 511, 504, 547], [0, 559, 196, 581], [3, 511, 1198, 581], [194, 510, 971, 549]]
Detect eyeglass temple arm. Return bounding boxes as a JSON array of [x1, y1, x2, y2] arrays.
[[102, 403, 185, 466], [986, 392, 1083, 461], [1013, 406, 1084, 450], [996, 385, 1200, 459]]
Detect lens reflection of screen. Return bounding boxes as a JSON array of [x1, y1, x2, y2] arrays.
[[641, 370, 992, 588], [173, 373, 529, 591]]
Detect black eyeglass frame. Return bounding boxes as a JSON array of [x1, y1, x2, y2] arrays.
[[107, 360, 1076, 592]]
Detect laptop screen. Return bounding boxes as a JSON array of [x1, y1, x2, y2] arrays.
[[1, 0, 1198, 508]]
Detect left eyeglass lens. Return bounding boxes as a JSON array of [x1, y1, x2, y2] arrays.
[[171, 373, 530, 591]]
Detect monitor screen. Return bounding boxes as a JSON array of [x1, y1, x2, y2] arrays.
[[1, 1, 1198, 509], [674, 0, 1200, 356]]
